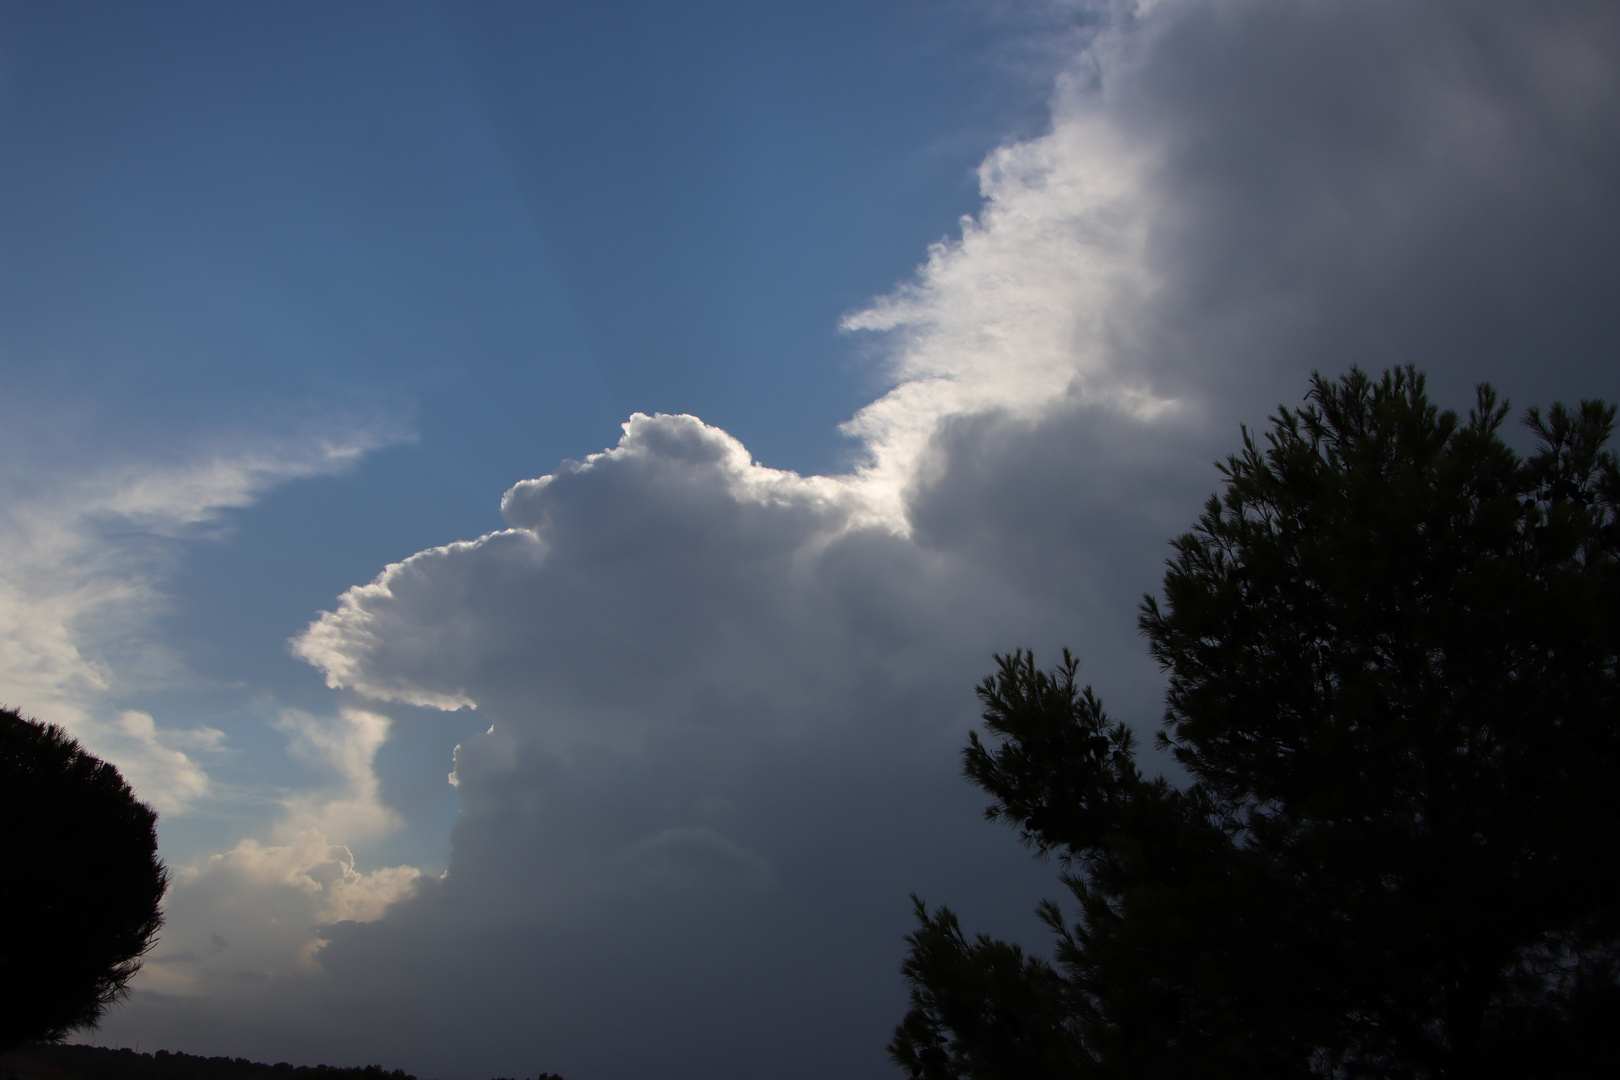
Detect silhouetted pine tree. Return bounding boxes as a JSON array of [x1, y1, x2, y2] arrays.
[[893, 368, 1620, 1079], [1, 709, 168, 1050]]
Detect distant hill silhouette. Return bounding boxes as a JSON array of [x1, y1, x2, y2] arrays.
[[3, 1046, 562, 1080]]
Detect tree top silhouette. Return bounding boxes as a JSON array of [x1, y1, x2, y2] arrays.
[[1, 707, 168, 1051], [894, 367, 1620, 1079]]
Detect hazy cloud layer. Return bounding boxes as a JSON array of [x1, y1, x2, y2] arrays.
[[141, 829, 421, 997], [0, 428, 403, 813], [129, 700, 421, 1005], [98, 2, 1620, 1078]]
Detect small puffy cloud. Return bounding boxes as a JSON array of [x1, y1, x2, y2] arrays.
[[274, 707, 402, 842]]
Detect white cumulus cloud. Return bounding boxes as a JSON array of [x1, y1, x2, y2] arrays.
[[141, 829, 421, 996], [842, 97, 1169, 518]]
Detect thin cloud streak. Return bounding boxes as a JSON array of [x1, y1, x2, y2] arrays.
[[0, 422, 408, 813]]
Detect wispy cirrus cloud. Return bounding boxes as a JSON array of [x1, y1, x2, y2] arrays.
[[0, 422, 408, 814]]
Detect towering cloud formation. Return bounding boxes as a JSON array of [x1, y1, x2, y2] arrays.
[[840, 103, 1167, 514], [103, 2, 1620, 1079]]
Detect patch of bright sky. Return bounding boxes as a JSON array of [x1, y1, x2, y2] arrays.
[[0, 0, 1073, 870]]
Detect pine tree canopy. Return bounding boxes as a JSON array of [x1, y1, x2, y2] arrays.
[[1, 708, 168, 1051], [892, 367, 1620, 1080]]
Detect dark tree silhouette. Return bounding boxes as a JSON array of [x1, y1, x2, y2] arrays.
[[893, 368, 1620, 1079], [8, 1044, 425, 1080], [1, 707, 168, 1051]]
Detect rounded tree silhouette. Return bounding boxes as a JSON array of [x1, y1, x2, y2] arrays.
[[1, 707, 168, 1051]]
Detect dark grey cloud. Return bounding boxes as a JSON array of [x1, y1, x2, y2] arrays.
[[1122, 0, 1620, 413]]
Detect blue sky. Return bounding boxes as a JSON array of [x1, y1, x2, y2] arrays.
[[3, 2, 1619, 1079]]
